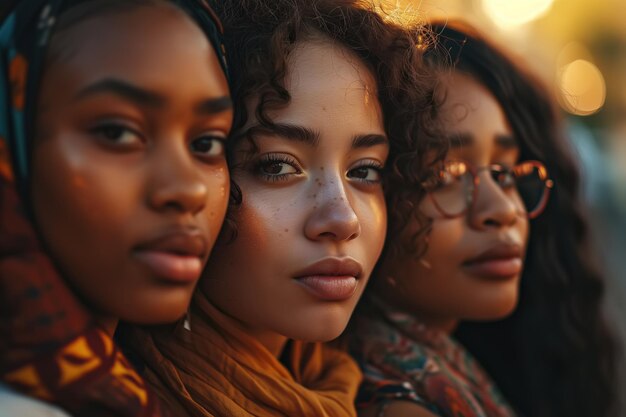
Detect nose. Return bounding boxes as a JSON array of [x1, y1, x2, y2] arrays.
[[304, 177, 361, 242], [469, 174, 519, 230], [147, 143, 209, 215]]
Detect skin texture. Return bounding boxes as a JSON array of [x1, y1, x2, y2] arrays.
[[376, 71, 529, 332], [30, 4, 233, 332], [201, 38, 389, 356]]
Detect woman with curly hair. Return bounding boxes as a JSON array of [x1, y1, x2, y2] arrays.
[[124, 0, 440, 415], [350, 21, 618, 417]]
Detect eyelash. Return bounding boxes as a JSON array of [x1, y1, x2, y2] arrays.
[[348, 160, 384, 185], [254, 153, 302, 182], [88, 121, 142, 148]]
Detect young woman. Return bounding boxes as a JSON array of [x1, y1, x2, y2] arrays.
[[351, 21, 618, 417], [0, 0, 233, 415], [124, 0, 440, 415]]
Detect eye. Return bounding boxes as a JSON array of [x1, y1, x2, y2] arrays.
[[255, 153, 302, 182], [190, 134, 226, 159], [90, 123, 142, 147], [492, 166, 516, 189], [348, 161, 383, 184], [423, 161, 468, 191]]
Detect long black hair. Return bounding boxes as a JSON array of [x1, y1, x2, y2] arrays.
[[426, 21, 619, 417]]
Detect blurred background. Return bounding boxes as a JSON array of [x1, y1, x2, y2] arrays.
[[388, 0, 626, 411]]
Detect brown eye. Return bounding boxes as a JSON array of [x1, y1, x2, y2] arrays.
[[347, 164, 382, 183], [191, 135, 225, 158], [262, 162, 288, 175], [90, 123, 141, 147], [255, 153, 302, 182]]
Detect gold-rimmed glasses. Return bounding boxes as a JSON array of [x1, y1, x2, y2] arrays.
[[422, 160, 554, 219]]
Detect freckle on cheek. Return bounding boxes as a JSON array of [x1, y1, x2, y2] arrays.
[[284, 228, 289, 232]]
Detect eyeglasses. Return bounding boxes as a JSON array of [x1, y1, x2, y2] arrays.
[[422, 160, 554, 219]]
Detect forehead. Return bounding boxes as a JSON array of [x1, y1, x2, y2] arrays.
[[43, 4, 225, 94], [438, 72, 513, 149], [268, 38, 384, 135]]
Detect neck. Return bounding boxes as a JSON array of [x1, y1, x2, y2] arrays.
[[248, 329, 289, 358], [200, 290, 289, 357], [376, 291, 458, 335], [411, 314, 458, 334]]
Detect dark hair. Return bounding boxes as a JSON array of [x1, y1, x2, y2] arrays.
[[425, 21, 619, 417], [208, 0, 442, 251]]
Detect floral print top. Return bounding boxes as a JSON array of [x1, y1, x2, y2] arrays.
[[352, 297, 516, 417]]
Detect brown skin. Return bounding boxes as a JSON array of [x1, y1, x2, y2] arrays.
[[30, 4, 233, 333], [374, 72, 529, 334], [201, 39, 389, 357]]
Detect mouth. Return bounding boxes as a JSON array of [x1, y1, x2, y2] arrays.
[[462, 244, 523, 280], [293, 257, 363, 302], [133, 228, 208, 284]]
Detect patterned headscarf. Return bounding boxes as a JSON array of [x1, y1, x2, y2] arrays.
[[0, 2, 228, 416], [0, 0, 228, 199]]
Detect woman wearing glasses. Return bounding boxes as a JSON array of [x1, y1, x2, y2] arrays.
[[351, 21, 618, 417]]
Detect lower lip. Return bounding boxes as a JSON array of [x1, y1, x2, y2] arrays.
[[462, 257, 522, 279], [134, 251, 202, 283], [295, 275, 358, 301]]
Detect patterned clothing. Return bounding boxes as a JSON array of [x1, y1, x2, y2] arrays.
[[0, 2, 227, 416], [352, 297, 515, 417]]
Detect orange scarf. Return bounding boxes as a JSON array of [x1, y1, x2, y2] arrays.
[[128, 293, 361, 416]]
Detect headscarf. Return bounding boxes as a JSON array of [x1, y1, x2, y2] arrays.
[[126, 292, 363, 417], [352, 296, 516, 417], [0, 1, 227, 416]]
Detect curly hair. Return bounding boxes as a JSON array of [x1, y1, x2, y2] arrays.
[[208, 0, 443, 253], [423, 21, 619, 417]]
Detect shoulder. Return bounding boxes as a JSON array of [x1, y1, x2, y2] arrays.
[[359, 401, 440, 417], [0, 384, 71, 417]]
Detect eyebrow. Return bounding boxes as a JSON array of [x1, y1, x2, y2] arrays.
[[446, 133, 518, 149], [75, 78, 232, 114], [351, 133, 388, 148], [75, 78, 166, 107], [196, 96, 233, 114], [258, 123, 320, 147], [494, 134, 518, 149]]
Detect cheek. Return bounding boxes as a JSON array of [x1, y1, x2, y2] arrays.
[[32, 137, 132, 237], [357, 191, 387, 264], [393, 218, 466, 303], [520, 218, 530, 251], [30, 137, 139, 294], [203, 164, 230, 245], [204, 182, 298, 282]]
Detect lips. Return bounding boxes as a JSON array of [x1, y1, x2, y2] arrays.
[[133, 229, 208, 284], [293, 258, 363, 301], [462, 244, 523, 279]]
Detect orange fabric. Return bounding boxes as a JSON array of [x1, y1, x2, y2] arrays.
[[128, 293, 362, 417]]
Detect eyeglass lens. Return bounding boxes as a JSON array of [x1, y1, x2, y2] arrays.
[[427, 161, 550, 218]]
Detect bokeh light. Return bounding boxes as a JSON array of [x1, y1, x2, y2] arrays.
[[559, 59, 606, 116], [482, 0, 555, 28]]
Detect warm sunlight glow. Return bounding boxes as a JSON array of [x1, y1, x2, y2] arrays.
[[559, 59, 606, 116], [482, 0, 555, 28]]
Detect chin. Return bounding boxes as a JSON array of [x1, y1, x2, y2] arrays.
[[466, 296, 519, 322], [282, 304, 354, 342], [119, 296, 191, 325]]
